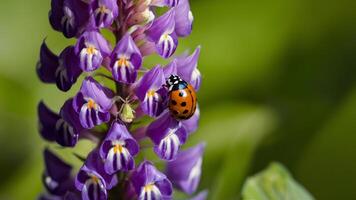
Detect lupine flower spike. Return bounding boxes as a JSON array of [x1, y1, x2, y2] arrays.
[[37, 0, 206, 199]]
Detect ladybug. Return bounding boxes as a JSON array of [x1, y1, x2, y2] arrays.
[[166, 75, 197, 120]]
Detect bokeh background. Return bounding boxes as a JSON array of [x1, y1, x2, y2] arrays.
[[1, 0, 356, 199]]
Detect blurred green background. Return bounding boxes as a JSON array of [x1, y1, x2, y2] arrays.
[[1, 0, 356, 199]]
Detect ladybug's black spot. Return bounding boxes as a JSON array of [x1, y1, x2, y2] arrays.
[[179, 92, 184, 97], [173, 110, 179, 115], [183, 110, 189, 114], [171, 100, 177, 105], [181, 102, 186, 107]]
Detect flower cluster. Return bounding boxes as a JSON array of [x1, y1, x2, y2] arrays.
[[37, 0, 205, 199]]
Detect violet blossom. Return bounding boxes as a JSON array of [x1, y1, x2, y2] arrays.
[[39, 148, 81, 200], [37, 0, 206, 199]]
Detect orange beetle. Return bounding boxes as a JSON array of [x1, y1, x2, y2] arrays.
[[166, 75, 197, 120]]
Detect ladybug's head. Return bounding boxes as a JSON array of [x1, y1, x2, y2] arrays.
[[166, 75, 181, 86], [166, 75, 188, 91]]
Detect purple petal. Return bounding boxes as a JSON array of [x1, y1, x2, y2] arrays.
[[44, 148, 72, 184], [78, 102, 110, 129], [76, 166, 107, 200], [153, 126, 187, 161], [166, 0, 180, 7], [43, 148, 74, 195], [146, 111, 179, 144], [38, 101, 81, 147], [49, 0, 64, 33], [56, 99, 82, 147], [54, 117, 79, 147], [103, 142, 135, 174], [86, 149, 119, 189], [75, 31, 111, 72], [146, 9, 175, 42], [92, 0, 118, 28], [100, 122, 139, 173], [60, 98, 83, 133], [49, 0, 91, 38], [135, 66, 165, 100], [166, 143, 205, 194], [141, 87, 166, 117], [38, 101, 60, 141], [146, 9, 177, 58], [174, 0, 193, 37], [76, 150, 118, 192], [131, 161, 173, 199], [147, 111, 187, 160], [157, 31, 178, 58], [73, 77, 113, 128], [36, 40, 59, 83], [81, 178, 107, 200], [135, 66, 166, 117], [110, 34, 142, 83], [163, 60, 178, 78], [78, 77, 114, 110], [155, 179, 173, 199], [37, 41, 82, 91], [174, 46, 201, 90], [56, 46, 82, 91]]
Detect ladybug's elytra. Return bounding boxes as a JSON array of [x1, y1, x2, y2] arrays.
[[166, 75, 197, 120]]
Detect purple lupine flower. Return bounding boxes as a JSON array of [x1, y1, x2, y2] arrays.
[[135, 66, 166, 117], [131, 161, 173, 200], [174, 0, 193, 37], [38, 101, 60, 142], [73, 77, 114, 129], [76, 149, 118, 200], [37, 41, 81, 91], [100, 122, 139, 174], [75, 31, 111, 72], [38, 100, 81, 147], [36, 40, 59, 83], [57, 98, 83, 146], [110, 33, 142, 83], [56, 46, 82, 91], [49, 0, 91, 38], [174, 47, 201, 90], [42, 148, 74, 196], [91, 0, 119, 28], [166, 143, 205, 194], [146, 111, 188, 160], [38, 0, 205, 199], [146, 9, 178, 58]]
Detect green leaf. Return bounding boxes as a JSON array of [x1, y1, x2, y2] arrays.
[[242, 162, 314, 200]]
